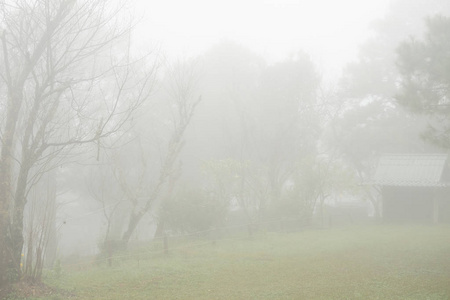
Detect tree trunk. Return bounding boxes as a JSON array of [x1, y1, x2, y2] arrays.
[[0, 92, 23, 286], [365, 187, 381, 219], [121, 211, 145, 245], [8, 206, 25, 282], [44, 174, 58, 268], [24, 237, 33, 278], [4, 158, 31, 283], [0, 185, 11, 286], [31, 247, 43, 282]]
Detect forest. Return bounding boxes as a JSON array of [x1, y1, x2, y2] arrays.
[[1, 0, 450, 299]]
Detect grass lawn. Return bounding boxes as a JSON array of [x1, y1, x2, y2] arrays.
[[7, 224, 450, 299]]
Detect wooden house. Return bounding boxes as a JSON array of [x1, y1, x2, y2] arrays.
[[372, 154, 450, 223]]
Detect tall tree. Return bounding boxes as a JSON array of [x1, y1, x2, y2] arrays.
[[120, 59, 200, 245], [0, 0, 155, 284], [396, 15, 450, 147], [190, 43, 324, 227], [340, 0, 450, 102], [332, 0, 450, 217], [253, 53, 321, 221]]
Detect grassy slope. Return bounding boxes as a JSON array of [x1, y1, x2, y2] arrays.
[[19, 225, 450, 299]]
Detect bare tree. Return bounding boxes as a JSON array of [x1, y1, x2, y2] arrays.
[[85, 155, 125, 243], [120, 59, 201, 246], [0, 0, 156, 285], [22, 170, 57, 282], [90, 137, 150, 263]]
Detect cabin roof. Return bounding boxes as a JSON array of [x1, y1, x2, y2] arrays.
[[372, 153, 449, 187]]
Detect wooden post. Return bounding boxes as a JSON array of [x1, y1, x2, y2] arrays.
[[107, 242, 112, 267], [163, 232, 169, 255], [433, 197, 439, 224]]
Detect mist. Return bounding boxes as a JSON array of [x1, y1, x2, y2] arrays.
[[1, 0, 450, 299]]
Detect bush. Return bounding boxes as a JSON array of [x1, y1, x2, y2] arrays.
[[160, 186, 228, 236]]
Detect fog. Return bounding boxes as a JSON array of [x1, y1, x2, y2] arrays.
[[134, 0, 391, 77], [1, 0, 450, 298]]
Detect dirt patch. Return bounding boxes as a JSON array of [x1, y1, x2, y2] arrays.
[[0, 284, 13, 300], [2, 281, 75, 299]]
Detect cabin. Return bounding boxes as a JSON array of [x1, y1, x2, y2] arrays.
[[371, 154, 450, 223]]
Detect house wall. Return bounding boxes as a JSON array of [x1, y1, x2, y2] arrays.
[[438, 189, 450, 223], [382, 186, 436, 223]]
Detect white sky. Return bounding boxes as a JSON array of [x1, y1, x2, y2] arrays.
[[133, 0, 391, 77]]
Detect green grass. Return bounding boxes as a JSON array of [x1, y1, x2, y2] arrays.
[[11, 225, 450, 299]]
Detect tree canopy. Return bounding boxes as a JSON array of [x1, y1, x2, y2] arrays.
[[396, 15, 450, 147]]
